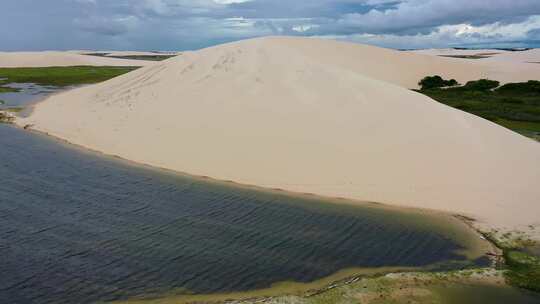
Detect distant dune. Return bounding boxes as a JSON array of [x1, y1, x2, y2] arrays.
[[410, 48, 540, 84], [77, 50, 179, 57], [0, 51, 155, 67], [18, 36, 540, 238]]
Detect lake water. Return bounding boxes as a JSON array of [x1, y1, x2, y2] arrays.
[[0, 84, 495, 304], [0, 83, 68, 111], [0, 123, 491, 304]]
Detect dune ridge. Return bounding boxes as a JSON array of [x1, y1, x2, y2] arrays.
[[0, 51, 156, 67], [18, 36, 540, 238]]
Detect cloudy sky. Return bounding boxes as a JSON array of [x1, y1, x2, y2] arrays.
[[2, 0, 540, 51]]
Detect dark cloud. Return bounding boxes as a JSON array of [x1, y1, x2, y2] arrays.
[[1, 0, 540, 51]]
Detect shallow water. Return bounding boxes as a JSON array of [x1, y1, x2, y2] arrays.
[[0, 83, 61, 107], [0, 123, 491, 304]]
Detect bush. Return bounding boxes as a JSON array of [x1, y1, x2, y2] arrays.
[[504, 250, 540, 292], [464, 79, 500, 91], [419, 75, 459, 90], [497, 80, 540, 95]]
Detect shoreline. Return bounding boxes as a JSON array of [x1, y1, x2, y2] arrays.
[[111, 267, 509, 304], [5, 122, 508, 303], [14, 37, 540, 246], [13, 120, 497, 247]]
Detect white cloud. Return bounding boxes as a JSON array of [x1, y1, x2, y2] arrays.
[[317, 15, 540, 49], [4, 0, 540, 51], [214, 0, 251, 4], [292, 24, 320, 33]]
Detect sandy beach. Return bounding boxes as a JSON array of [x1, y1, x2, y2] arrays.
[[15, 36, 540, 240]]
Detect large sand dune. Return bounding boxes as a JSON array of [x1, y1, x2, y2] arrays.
[[0, 51, 156, 67], [18, 37, 540, 237]]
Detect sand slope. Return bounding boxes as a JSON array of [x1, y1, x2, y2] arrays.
[[19, 36, 540, 236], [0, 51, 156, 67]]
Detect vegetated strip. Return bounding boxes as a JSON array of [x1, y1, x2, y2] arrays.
[[439, 55, 492, 59], [0, 66, 139, 89], [85, 53, 177, 61], [417, 76, 540, 141]]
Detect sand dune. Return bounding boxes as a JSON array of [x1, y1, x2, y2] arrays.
[[18, 36, 540, 237], [411, 48, 540, 63], [0, 51, 156, 67], [410, 48, 540, 84]]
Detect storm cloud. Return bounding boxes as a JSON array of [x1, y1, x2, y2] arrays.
[[2, 0, 540, 50]]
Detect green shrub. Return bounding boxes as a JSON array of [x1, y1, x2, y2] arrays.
[[419, 75, 459, 90], [416, 76, 540, 140], [464, 79, 500, 91], [497, 80, 540, 95]]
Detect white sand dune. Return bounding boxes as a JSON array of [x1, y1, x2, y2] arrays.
[[411, 48, 510, 57], [18, 36, 540, 237], [0, 51, 156, 67], [411, 48, 540, 63]]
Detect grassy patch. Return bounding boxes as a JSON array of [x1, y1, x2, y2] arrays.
[[0, 86, 20, 93], [483, 231, 540, 293], [0, 66, 139, 89], [504, 250, 540, 292], [417, 78, 540, 140]]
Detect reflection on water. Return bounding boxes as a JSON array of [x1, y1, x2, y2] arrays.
[[0, 125, 486, 304], [0, 83, 74, 116]]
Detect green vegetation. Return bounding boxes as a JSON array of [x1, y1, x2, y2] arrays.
[[504, 250, 540, 292], [483, 230, 540, 293], [419, 75, 459, 90], [417, 77, 540, 140], [229, 269, 538, 304], [0, 86, 19, 93], [439, 54, 492, 59], [0, 66, 139, 90], [463, 79, 500, 91]]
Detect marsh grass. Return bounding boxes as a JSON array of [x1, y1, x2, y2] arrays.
[[0, 86, 20, 93], [504, 251, 540, 292], [483, 231, 540, 293], [0, 66, 139, 90]]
